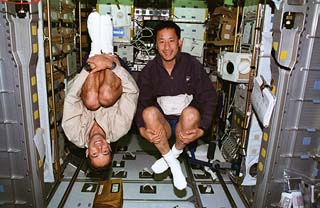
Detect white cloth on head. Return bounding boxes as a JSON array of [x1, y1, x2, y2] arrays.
[[157, 94, 193, 116], [100, 14, 114, 54], [87, 11, 102, 57]]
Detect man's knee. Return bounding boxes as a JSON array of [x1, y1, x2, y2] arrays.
[[142, 106, 161, 123], [82, 91, 100, 111], [98, 86, 121, 107], [143, 106, 171, 137], [180, 107, 200, 123]]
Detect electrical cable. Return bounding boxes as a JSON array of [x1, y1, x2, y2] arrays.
[[0, 9, 16, 16], [130, 19, 155, 60], [271, 47, 291, 71]]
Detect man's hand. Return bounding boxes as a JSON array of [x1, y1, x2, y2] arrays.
[[176, 127, 204, 145], [139, 127, 164, 144], [86, 54, 119, 73]]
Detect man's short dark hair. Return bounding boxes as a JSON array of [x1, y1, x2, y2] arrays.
[[154, 20, 181, 41], [87, 155, 112, 173]]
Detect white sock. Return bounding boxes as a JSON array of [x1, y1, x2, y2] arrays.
[[100, 14, 114, 54], [87, 11, 101, 57], [163, 150, 187, 190], [151, 144, 183, 174]]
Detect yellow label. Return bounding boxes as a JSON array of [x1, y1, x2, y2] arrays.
[[261, 148, 266, 158], [273, 42, 278, 51], [263, 132, 268, 142], [34, 110, 39, 120], [205, 8, 208, 18], [38, 159, 43, 168], [271, 85, 276, 95], [32, 93, 38, 103], [31, 76, 36, 86], [280, 50, 288, 60], [258, 162, 264, 172], [130, 28, 134, 40], [33, 43, 38, 53], [32, 25, 37, 36]]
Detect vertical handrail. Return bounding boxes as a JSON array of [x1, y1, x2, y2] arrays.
[[78, 1, 83, 65], [45, 0, 61, 181], [240, 4, 263, 159], [233, 5, 240, 52]]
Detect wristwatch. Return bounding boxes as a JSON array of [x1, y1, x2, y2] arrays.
[[84, 61, 116, 72], [110, 61, 117, 70], [83, 63, 92, 72]]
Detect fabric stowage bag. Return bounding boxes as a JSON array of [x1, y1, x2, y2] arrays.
[[93, 178, 123, 208]]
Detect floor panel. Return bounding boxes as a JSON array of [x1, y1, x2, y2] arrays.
[[49, 133, 247, 208]]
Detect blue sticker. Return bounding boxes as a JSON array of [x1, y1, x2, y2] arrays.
[[303, 137, 311, 145], [314, 81, 320, 89], [313, 168, 319, 177], [113, 28, 125, 37], [313, 99, 320, 104], [0, 185, 4, 192], [307, 128, 316, 132]]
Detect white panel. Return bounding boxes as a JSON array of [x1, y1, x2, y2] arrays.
[[173, 7, 207, 23], [251, 76, 276, 128], [242, 114, 263, 186], [176, 22, 206, 41], [114, 44, 134, 63], [181, 37, 204, 57], [111, 5, 132, 27]]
